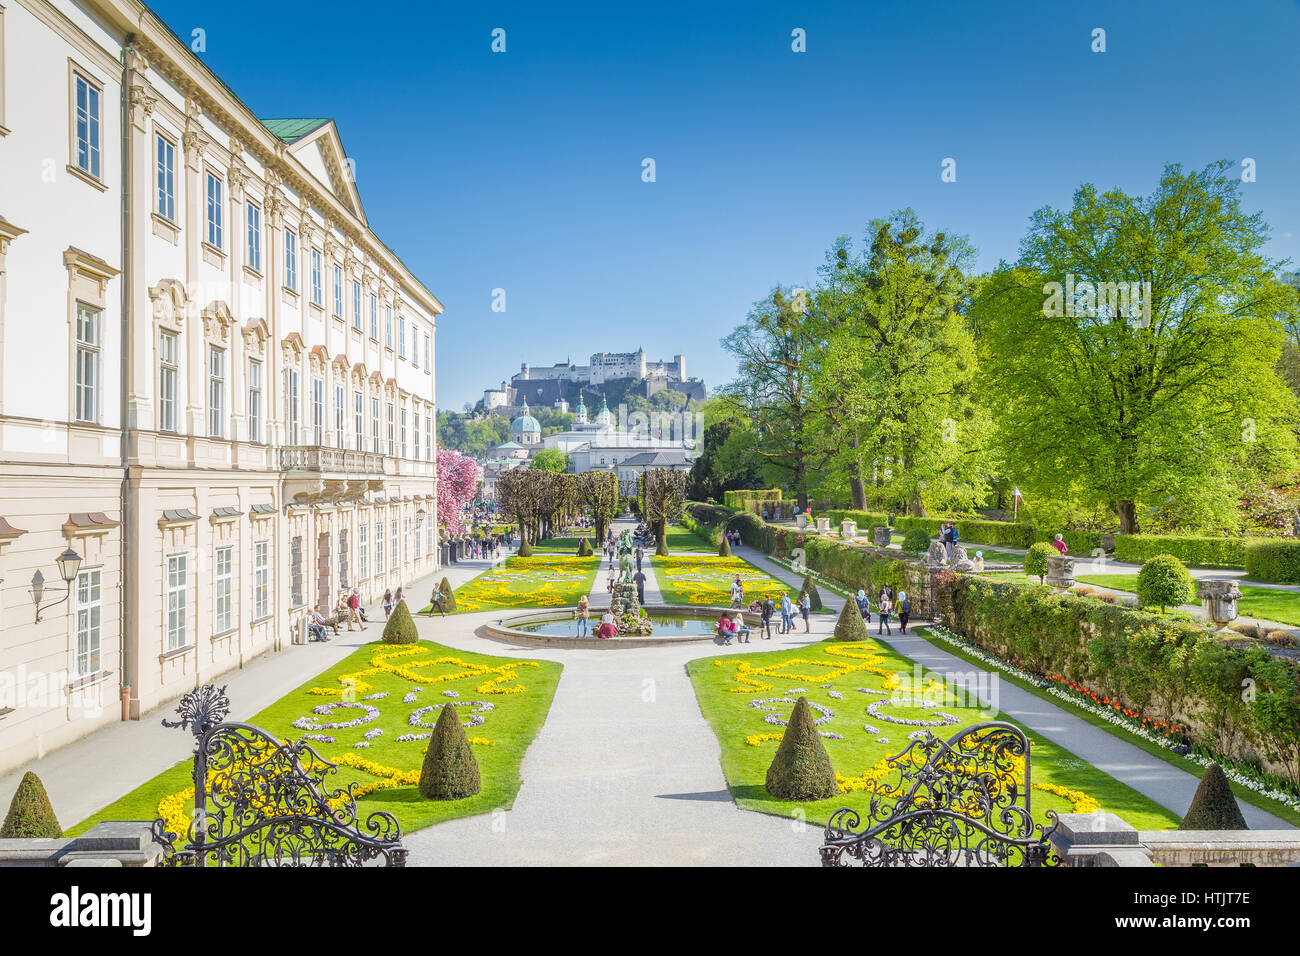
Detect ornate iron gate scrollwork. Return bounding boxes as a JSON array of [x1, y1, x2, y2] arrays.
[[151, 685, 408, 867], [820, 721, 1058, 867]]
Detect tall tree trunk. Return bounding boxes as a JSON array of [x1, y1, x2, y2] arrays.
[[848, 434, 867, 509], [1117, 499, 1139, 534], [794, 457, 808, 512]]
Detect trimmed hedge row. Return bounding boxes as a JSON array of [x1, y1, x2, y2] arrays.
[[1244, 540, 1300, 583], [723, 489, 782, 509], [825, 509, 891, 531], [766, 527, 914, 598], [933, 573, 1300, 784], [1113, 535, 1256, 569]]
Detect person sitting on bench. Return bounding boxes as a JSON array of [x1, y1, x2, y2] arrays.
[[307, 605, 330, 642]]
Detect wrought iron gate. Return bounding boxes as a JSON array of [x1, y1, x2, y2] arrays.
[[151, 685, 408, 867], [820, 721, 1058, 867]]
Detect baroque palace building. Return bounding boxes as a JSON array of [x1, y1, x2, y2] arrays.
[[0, 0, 443, 773]]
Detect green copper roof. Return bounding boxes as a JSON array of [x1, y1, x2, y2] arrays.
[[260, 118, 331, 144]]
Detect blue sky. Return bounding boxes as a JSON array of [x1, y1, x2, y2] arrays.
[[149, 0, 1300, 410]]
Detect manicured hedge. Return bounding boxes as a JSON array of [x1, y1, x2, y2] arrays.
[[892, 516, 1037, 549], [1114, 535, 1256, 569], [825, 509, 891, 531], [767, 527, 913, 597], [723, 489, 782, 509], [1244, 540, 1300, 583]]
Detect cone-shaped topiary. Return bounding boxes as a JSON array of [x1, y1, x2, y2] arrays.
[[1181, 763, 1247, 830], [765, 697, 838, 801], [833, 598, 870, 641], [438, 576, 457, 612], [577, 537, 594, 557], [517, 538, 534, 557], [0, 771, 61, 838], [382, 600, 418, 644], [418, 703, 482, 800], [800, 574, 823, 612], [718, 536, 732, 557]]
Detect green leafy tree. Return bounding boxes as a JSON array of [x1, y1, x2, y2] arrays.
[[901, 527, 931, 553], [640, 469, 688, 555], [974, 162, 1299, 533], [530, 448, 569, 473], [575, 471, 619, 543], [1135, 554, 1195, 613], [1024, 542, 1055, 583]]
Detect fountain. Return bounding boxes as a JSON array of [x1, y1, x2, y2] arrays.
[[610, 528, 653, 635]]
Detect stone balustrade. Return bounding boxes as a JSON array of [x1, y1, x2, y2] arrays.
[[0, 822, 164, 867], [1048, 813, 1300, 867]]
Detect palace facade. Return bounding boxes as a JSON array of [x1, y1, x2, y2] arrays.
[[0, 0, 442, 772]]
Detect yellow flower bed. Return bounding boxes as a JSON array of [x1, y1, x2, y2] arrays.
[[655, 555, 790, 605], [454, 556, 597, 612], [308, 644, 540, 698], [721, 641, 894, 694]]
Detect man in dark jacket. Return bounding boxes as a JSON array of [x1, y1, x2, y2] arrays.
[[760, 595, 775, 639]]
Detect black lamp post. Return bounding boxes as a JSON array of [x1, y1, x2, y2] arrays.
[[31, 547, 83, 622]]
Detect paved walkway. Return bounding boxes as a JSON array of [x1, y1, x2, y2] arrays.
[[732, 542, 1293, 829], [0, 546, 514, 827]]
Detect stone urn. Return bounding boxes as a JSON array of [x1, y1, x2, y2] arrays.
[[1045, 554, 1076, 591], [1198, 578, 1241, 633], [796, 513, 808, 530], [873, 526, 890, 549], [816, 517, 830, 534], [841, 519, 857, 540]]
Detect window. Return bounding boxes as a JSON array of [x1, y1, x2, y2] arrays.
[[413, 408, 421, 461], [415, 516, 422, 559], [73, 71, 101, 179], [359, 523, 369, 579], [310, 249, 323, 306], [425, 414, 433, 462], [398, 316, 406, 358], [386, 402, 395, 456], [424, 334, 431, 372], [354, 392, 363, 451], [312, 377, 324, 445], [411, 329, 419, 369], [369, 295, 378, 341], [75, 568, 102, 677], [254, 540, 270, 620], [332, 265, 343, 317], [205, 173, 224, 248], [214, 546, 233, 633], [246, 202, 262, 272], [334, 384, 345, 449], [403, 517, 410, 567], [338, 529, 349, 589], [399, 407, 407, 459], [370, 397, 380, 453], [247, 358, 263, 443], [290, 536, 303, 607], [353, 282, 363, 333], [74, 305, 100, 423], [375, 520, 385, 574], [208, 345, 225, 437], [384, 306, 393, 348], [158, 330, 178, 432], [284, 229, 298, 290], [287, 368, 300, 443], [426, 513, 434, 555], [166, 554, 188, 651], [390, 519, 398, 569], [156, 135, 176, 221]]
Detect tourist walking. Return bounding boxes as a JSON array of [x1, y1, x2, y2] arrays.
[[799, 591, 811, 633], [730, 574, 745, 609], [394, 587, 406, 609], [347, 589, 366, 628], [1050, 533, 1068, 555], [427, 586, 446, 617], [635, 547, 643, 572], [855, 589, 871, 624], [779, 592, 793, 634], [634, 568, 647, 605], [760, 595, 775, 639], [897, 591, 911, 633], [576, 595, 590, 637], [877, 591, 893, 636], [382, 589, 395, 619]]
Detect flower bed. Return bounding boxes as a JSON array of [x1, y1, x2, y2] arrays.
[[653, 555, 790, 606], [445, 555, 599, 613]]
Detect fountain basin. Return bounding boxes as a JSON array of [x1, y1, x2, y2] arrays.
[[484, 604, 762, 649]]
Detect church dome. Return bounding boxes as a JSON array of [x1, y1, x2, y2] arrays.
[[510, 399, 541, 439]]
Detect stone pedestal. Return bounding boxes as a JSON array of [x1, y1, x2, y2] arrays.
[[796, 514, 808, 530], [1199, 578, 1242, 632], [1045, 554, 1075, 590], [873, 526, 890, 549], [816, 517, 830, 534], [840, 519, 857, 540]]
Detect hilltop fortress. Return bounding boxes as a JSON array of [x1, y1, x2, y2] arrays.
[[481, 348, 704, 412]]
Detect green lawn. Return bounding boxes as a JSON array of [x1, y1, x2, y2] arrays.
[[687, 633, 1181, 832], [1076, 574, 1300, 627], [435, 555, 598, 613], [666, 524, 716, 553], [69, 639, 563, 838], [530, 536, 591, 554]]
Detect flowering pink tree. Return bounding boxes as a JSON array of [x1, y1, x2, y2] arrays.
[[437, 448, 481, 536]]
